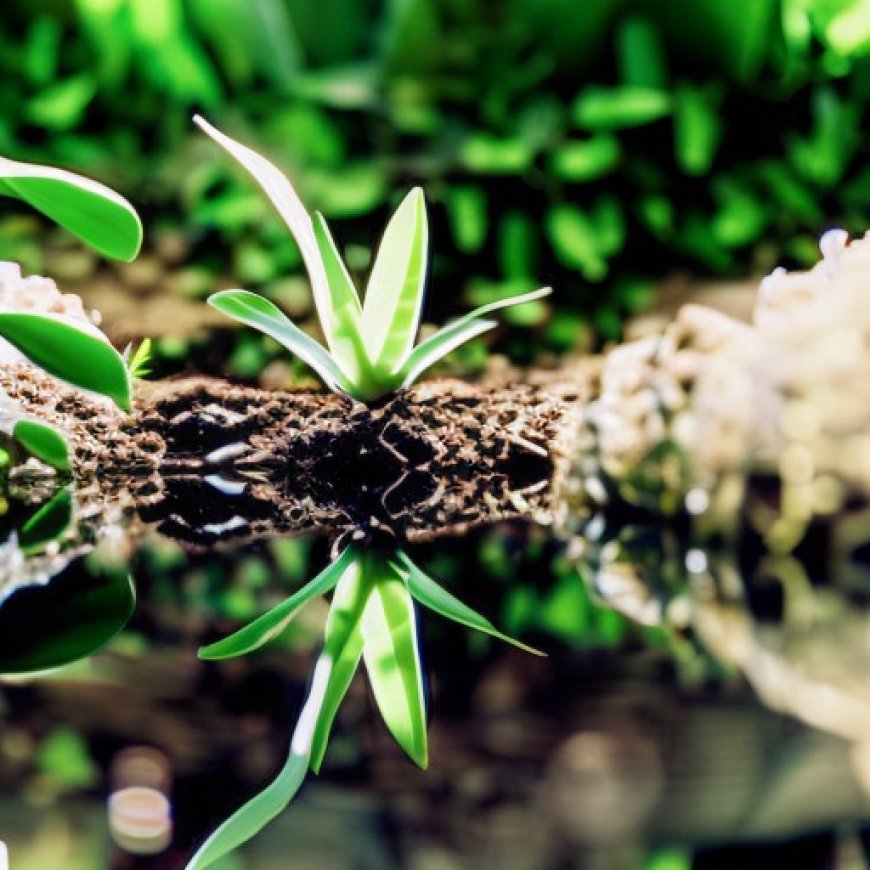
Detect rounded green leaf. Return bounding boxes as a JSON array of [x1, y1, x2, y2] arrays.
[[13, 419, 69, 472], [0, 155, 142, 261], [0, 313, 132, 410], [571, 86, 671, 131], [0, 566, 135, 674], [18, 488, 73, 552]]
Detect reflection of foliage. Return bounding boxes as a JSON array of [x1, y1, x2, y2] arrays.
[[188, 542, 539, 869]]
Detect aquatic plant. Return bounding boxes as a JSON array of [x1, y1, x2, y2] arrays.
[[195, 116, 550, 401]]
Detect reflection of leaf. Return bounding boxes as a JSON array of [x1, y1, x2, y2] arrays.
[[395, 551, 544, 655], [0, 313, 132, 410], [186, 750, 308, 870], [0, 567, 135, 674], [13, 419, 69, 472], [19, 488, 73, 551], [198, 546, 356, 660], [361, 563, 428, 768]]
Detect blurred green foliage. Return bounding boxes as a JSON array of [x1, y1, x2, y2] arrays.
[[2, 0, 870, 354]]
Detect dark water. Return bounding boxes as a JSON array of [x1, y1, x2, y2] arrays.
[[2, 458, 870, 870]]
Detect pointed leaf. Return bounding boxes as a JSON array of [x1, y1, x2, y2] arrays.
[[18, 488, 73, 552], [198, 546, 356, 660], [13, 419, 69, 472], [398, 317, 496, 388], [0, 155, 141, 261], [397, 286, 552, 388], [395, 551, 544, 656], [361, 187, 429, 371], [0, 313, 132, 410], [311, 213, 370, 383], [184, 748, 308, 870], [308, 552, 369, 773], [207, 289, 351, 394], [362, 561, 428, 768], [193, 116, 338, 349]]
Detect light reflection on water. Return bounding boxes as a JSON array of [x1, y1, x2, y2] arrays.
[[3, 419, 870, 867]]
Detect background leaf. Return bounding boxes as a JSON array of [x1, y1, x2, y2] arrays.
[[0, 155, 141, 260]]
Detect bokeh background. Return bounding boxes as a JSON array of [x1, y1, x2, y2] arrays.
[[4, 1, 870, 868]]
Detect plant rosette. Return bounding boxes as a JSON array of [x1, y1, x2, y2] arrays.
[[195, 115, 551, 402]]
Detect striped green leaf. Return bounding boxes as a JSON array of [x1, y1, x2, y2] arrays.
[[0, 155, 141, 261], [361, 187, 429, 373], [207, 289, 351, 394], [362, 560, 428, 768], [395, 551, 544, 655]]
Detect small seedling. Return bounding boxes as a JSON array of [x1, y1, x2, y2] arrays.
[[195, 116, 551, 401]]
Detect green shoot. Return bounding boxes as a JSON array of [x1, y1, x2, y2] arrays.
[[195, 116, 552, 401], [127, 338, 153, 379]]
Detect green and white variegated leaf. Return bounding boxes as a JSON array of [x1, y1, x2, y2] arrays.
[[0, 312, 132, 410], [398, 317, 496, 388], [185, 547, 369, 870], [311, 213, 370, 385], [0, 155, 141, 261], [198, 546, 357, 660], [361, 557, 428, 768], [361, 187, 428, 373], [194, 116, 346, 355], [396, 286, 552, 388], [207, 289, 352, 394], [307, 549, 369, 773], [395, 551, 544, 655]]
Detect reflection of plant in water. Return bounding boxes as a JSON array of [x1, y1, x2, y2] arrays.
[[189, 544, 541, 868], [173, 120, 553, 868], [0, 155, 142, 669]]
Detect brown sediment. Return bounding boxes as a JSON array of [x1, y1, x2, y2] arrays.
[[2, 364, 589, 546]]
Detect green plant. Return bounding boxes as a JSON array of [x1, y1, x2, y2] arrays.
[[195, 116, 550, 401], [183, 118, 551, 868], [0, 155, 142, 428], [187, 544, 540, 869]]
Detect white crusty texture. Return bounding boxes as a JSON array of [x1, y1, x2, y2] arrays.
[[0, 261, 101, 365]]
